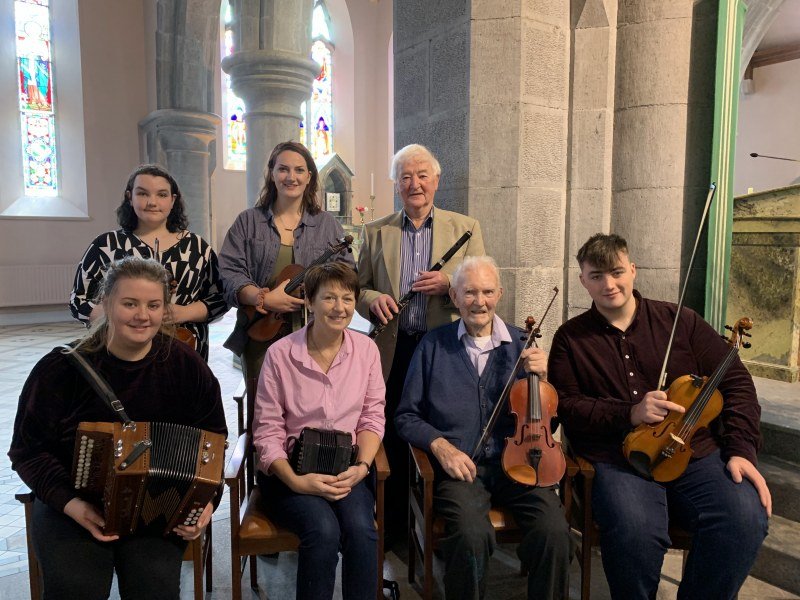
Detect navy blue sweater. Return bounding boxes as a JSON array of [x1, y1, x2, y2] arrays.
[[395, 320, 526, 463]]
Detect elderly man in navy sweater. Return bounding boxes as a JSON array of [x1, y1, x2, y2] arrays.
[[395, 256, 572, 600]]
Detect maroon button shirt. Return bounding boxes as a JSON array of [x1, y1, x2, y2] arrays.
[[548, 290, 761, 466]]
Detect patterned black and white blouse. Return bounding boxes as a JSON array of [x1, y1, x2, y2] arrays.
[[69, 229, 228, 360]]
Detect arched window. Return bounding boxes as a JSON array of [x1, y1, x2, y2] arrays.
[[300, 1, 334, 165], [15, 0, 58, 197], [221, 0, 246, 171]]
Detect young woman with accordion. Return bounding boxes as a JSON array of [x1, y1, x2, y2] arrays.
[[9, 257, 227, 599], [252, 262, 385, 600]]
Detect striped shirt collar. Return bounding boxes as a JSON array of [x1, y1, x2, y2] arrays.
[[401, 206, 435, 230]]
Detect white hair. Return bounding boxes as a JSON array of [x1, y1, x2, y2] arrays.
[[451, 255, 501, 290], [389, 144, 442, 182]]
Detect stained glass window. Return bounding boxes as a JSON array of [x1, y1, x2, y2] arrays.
[[222, 0, 246, 170], [15, 0, 58, 196], [300, 2, 334, 165]]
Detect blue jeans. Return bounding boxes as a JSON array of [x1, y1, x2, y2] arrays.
[[592, 451, 768, 600], [31, 500, 186, 600], [258, 472, 378, 600]]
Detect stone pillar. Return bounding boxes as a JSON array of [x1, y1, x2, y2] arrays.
[[611, 1, 717, 310], [565, 0, 617, 318], [222, 0, 318, 206], [394, 1, 571, 332], [140, 109, 220, 241]]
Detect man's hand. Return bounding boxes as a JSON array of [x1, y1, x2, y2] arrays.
[[259, 280, 305, 314], [728, 456, 772, 517], [430, 438, 476, 482], [63, 498, 119, 543], [521, 347, 548, 380], [369, 294, 399, 324], [173, 502, 213, 540], [630, 390, 685, 426], [412, 271, 450, 296], [291, 473, 351, 502]]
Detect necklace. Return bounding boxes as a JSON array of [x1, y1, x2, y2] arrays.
[[275, 211, 302, 232], [307, 329, 342, 372]]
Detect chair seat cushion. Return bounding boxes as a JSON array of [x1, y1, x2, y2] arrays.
[[239, 488, 300, 546]]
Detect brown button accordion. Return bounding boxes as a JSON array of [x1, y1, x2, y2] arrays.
[[72, 421, 225, 536]]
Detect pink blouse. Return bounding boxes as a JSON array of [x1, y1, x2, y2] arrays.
[[253, 325, 386, 474]]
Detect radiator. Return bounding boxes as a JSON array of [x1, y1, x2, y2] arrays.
[[0, 264, 75, 308]]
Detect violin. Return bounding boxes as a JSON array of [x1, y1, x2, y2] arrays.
[[245, 236, 353, 342], [175, 326, 197, 350], [623, 316, 753, 482], [501, 316, 567, 487]]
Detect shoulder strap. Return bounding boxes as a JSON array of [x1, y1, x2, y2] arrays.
[[60, 345, 133, 425]]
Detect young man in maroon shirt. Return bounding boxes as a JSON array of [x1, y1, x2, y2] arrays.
[[548, 233, 770, 600]]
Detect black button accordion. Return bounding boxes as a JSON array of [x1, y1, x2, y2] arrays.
[[289, 427, 358, 476], [72, 421, 225, 536]]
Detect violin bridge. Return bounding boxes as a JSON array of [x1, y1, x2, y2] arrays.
[[669, 432, 686, 446]]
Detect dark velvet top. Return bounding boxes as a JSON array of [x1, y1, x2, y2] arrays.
[[548, 291, 761, 466], [8, 334, 227, 512]]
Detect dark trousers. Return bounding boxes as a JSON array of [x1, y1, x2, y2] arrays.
[[31, 500, 186, 600], [592, 450, 769, 600], [259, 472, 378, 600], [383, 330, 422, 543], [434, 463, 573, 600]]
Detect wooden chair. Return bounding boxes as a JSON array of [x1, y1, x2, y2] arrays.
[[407, 445, 579, 600], [225, 376, 391, 600], [561, 440, 693, 600], [15, 485, 213, 600]]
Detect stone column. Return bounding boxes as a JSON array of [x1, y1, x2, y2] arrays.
[[611, 0, 718, 310], [140, 109, 220, 242], [222, 0, 318, 206], [565, 0, 617, 318], [394, 1, 571, 332]]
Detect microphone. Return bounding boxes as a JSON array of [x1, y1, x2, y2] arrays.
[[749, 152, 800, 163]]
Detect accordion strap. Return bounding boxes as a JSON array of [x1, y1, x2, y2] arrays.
[[60, 345, 133, 426]]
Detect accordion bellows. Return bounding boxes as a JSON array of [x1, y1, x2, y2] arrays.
[[289, 427, 358, 476], [72, 421, 225, 536]]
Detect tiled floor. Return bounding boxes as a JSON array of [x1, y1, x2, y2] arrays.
[[0, 312, 797, 599]]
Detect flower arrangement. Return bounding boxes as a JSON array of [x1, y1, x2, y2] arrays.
[[354, 205, 367, 225]]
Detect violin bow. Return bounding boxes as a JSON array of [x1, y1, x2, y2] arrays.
[[656, 182, 716, 389], [470, 286, 559, 461]]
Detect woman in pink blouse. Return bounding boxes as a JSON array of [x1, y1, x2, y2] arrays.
[[252, 262, 385, 600]]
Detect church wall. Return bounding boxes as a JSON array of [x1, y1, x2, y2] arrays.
[[734, 59, 800, 196], [0, 0, 148, 319]]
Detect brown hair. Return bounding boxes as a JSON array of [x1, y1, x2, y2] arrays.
[[303, 262, 359, 303], [576, 233, 630, 270], [71, 256, 174, 354], [255, 141, 321, 215]]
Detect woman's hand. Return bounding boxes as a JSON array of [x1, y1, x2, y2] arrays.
[[259, 280, 305, 314], [173, 502, 214, 540], [63, 498, 119, 543], [290, 473, 351, 502], [331, 463, 369, 490]]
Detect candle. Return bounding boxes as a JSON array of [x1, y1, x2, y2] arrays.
[[370, 172, 375, 197]]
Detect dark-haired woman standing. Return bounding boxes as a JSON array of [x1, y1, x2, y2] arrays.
[[218, 141, 355, 382], [69, 164, 227, 360]]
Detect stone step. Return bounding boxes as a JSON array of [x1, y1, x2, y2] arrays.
[[762, 421, 800, 466], [750, 514, 800, 596], [759, 454, 800, 523]]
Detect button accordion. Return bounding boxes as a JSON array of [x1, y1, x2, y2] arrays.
[[72, 421, 225, 536]]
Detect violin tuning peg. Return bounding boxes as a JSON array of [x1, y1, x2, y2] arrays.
[[743, 342, 752, 349], [743, 332, 752, 337], [724, 325, 733, 331], [719, 334, 727, 341]]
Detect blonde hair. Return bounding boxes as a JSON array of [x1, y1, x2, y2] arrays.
[[71, 256, 174, 354]]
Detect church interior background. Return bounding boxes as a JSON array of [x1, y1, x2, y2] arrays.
[[0, 0, 798, 598]]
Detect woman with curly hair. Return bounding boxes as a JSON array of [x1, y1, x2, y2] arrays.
[[69, 164, 227, 360]]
